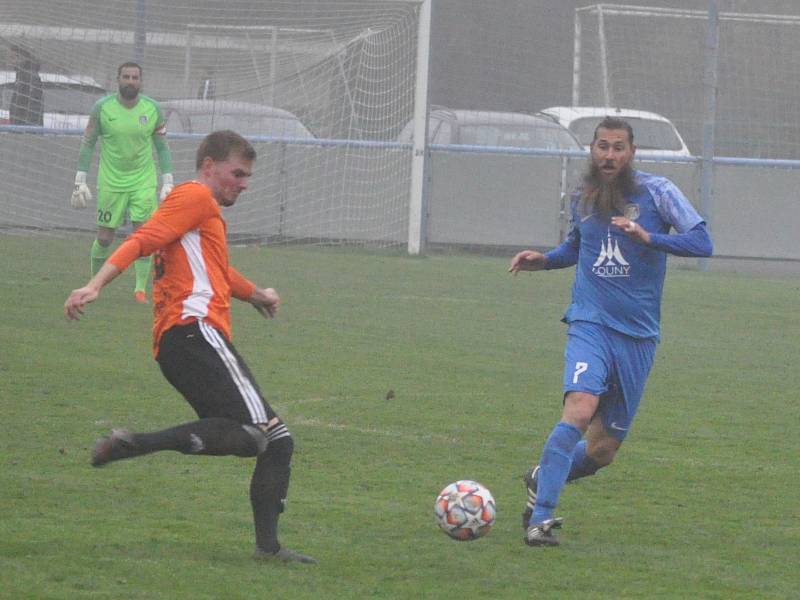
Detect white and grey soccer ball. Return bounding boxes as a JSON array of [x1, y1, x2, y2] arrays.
[[434, 480, 496, 541]]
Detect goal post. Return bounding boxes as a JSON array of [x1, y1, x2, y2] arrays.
[[407, 0, 432, 255], [0, 0, 432, 252], [572, 3, 800, 161]]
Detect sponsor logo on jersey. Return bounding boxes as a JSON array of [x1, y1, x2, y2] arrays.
[[592, 230, 630, 278], [623, 203, 640, 221], [139, 115, 149, 125]]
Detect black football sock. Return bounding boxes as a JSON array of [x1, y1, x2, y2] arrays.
[[250, 434, 294, 553], [133, 417, 261, 457], [566, 439, 601, 482]]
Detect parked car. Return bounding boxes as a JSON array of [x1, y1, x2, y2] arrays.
[[397, 107, 583, 151], [539, 106, 692, 158], [0, 71, 106, 129], [160, 99, 314, 139]]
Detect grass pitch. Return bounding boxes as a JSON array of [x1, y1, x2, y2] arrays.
[[1, 235, 798, 599]]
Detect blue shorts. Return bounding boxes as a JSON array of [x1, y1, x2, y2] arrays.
[[562, 321, 657, 441]]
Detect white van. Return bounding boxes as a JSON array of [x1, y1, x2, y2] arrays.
[[539, 106, 693, 158]]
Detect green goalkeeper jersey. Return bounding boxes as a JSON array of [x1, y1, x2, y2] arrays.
[[81, 94, 171, 191]]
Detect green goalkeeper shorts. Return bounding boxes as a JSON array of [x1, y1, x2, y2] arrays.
[[96, 186, 157, 229]]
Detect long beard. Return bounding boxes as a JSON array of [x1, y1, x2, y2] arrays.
[[119, 85, 139, 100], [578, 161, 637, 219]]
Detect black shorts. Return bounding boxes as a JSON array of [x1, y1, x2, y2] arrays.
[[156, 320, 277, 425]]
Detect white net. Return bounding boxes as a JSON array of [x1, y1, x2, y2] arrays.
[[0, 0, 423, 247], [572, 4, 800, 160], [4, 1, 800, 260]]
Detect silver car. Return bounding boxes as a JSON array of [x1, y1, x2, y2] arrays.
[[160, 99, 314, 139], [398, 107, 582, 151]]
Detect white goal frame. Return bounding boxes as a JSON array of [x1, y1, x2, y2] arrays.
[[0, 0, 433, 254], [572, 3, 800, 107], [407, 0, 432, 255]]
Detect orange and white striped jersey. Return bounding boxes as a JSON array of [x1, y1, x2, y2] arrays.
[[108, 181, 255, 357]]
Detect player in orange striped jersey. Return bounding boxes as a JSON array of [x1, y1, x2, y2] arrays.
[[64, 130, 315, 564]]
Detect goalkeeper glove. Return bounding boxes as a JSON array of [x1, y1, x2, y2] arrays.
[[70, 171, 92, 209], [159, 173, 174, 201]]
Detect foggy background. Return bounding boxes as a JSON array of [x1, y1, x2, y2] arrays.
[[2, 0, 799, 265]]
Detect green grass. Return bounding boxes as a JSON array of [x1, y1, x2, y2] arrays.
[[1, 234, 799, 599]]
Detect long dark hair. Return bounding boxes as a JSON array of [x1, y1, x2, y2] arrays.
[[578, 117, 637, 218]]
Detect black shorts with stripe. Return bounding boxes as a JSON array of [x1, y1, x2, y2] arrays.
[[156, 320, 278, 426]]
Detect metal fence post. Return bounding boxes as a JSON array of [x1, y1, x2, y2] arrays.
[[699, 0, 719, 271]]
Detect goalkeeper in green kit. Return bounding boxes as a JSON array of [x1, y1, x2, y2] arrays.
[[70, 62, 173, 303]]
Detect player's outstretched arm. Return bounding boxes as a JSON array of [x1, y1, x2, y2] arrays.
[[509, 250, 546, 275], [227, 266, 280, 319], [64, 262, 121, 321], [250, 287, 281, 319], [612, 217, 713, 257]]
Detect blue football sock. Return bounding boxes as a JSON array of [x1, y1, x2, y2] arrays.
[[531, 421, 583, 524], [567, 439, 601, 482]]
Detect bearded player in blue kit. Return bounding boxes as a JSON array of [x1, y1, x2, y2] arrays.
[[509, 116, 713, 547]]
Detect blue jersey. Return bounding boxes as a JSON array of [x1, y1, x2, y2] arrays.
[[547, 170, 705, 339]]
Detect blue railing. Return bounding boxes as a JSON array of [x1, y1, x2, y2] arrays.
[[3, 124, 800, 168]]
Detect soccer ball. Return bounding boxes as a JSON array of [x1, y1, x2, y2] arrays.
[[434, 480, 496, 541]]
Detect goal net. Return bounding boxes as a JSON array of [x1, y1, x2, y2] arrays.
[[0, 0, 426, 248], [572, 3, 800, 160]]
